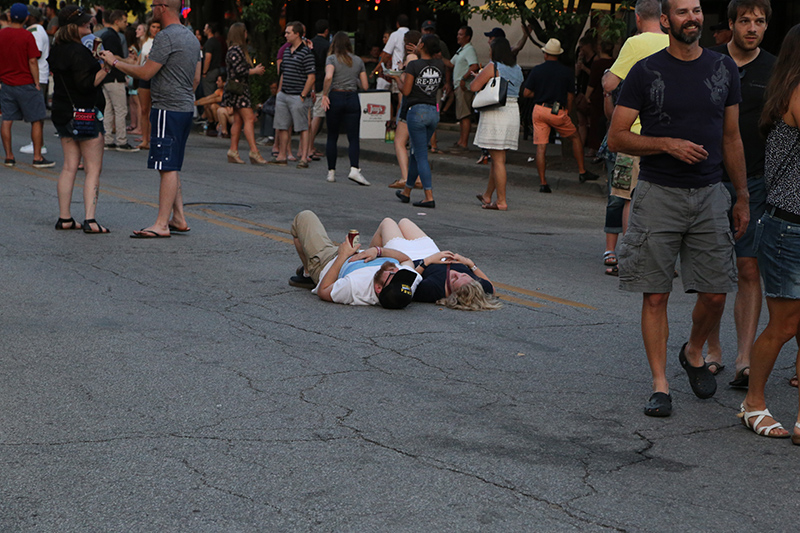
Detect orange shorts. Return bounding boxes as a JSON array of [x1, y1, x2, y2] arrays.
[[532, 104, 577, 145]]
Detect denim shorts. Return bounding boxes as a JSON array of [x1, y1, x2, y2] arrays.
[[723, 176, 767, 258], [618, 181, 737, 294], [755, 211, 800, 299]]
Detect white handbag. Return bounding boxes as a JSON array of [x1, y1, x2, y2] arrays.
[[472, 63, 508, 110]]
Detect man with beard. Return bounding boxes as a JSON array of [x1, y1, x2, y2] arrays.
[[704, 0, 775, 389], [608, 0, 749, 417]]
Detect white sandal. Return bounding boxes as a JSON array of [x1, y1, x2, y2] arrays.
[[738, 403, 789, 438], [793, 422, 800, 446]]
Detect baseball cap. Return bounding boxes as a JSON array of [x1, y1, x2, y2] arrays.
[[421, 20, 436, 31], [710, 21, 729, 31], [484, 27, 506, 39], [58, 4, 92, 26], [9, 3, 28, 22], [377, 269, 417, 309]]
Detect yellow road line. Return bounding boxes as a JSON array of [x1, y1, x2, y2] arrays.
[[22, 166, 594, 310]]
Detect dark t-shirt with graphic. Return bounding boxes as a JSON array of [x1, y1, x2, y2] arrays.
[[617, 48, 741, 188], [404, 58, 445, 107], [413, 263, 493, 303], [711, 45, 775, 180]]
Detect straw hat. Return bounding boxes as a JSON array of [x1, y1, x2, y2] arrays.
[[541, 38, 564, 56]]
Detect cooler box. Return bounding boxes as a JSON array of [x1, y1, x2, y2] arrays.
[[359, 91, 391, 139]]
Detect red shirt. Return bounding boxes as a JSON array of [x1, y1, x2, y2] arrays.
[[0, 27, 41, 86]]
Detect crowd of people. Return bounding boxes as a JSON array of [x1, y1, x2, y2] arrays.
[[2, 1, 800, 440]]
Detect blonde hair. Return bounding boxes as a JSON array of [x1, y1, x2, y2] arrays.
[[227, 22, 252, 64], [436, 280, 502, 311]]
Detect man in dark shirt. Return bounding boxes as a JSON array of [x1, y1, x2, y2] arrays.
[[704, 0, 775, 389], [523, 38, 598, 192], [201, 23, 222, 98], [100, 9, 137, 152], [608, 0, 749, 417], [306, 19, 330, 162]]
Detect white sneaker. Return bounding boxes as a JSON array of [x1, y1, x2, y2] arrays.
[[326, 170, 336, 182], [348, 167, 370, 186], [20, 143, 47, 154]]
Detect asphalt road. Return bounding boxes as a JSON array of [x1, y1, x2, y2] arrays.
[[1, 122, 798, 532]]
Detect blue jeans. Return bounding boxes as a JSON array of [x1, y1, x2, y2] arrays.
[[325, 91, 360, 170], [406, 104, 438, 190]]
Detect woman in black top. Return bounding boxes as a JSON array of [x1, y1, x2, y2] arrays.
[[351, 217, 500, 311], [394, 34, 445, 208], [48, 5, 110, 233]]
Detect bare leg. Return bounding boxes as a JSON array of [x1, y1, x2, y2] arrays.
[[138, 88, 151, 148], [570, 133, 587, 174], [368, 217, 404, 248], [308, 116, 323, 156], [1, 120, 13, 160], [57, 137, 82, 219], [732, 257, 763, 372], [642, 292, 671, 394], [394, 121, 409, 182], [488, 149, 507, 209], [298, 130, 310, 163], [397, 218, 427, 240], [229, 109, 243, 153], [742, 297, 800, 436], [457, 116, 470, 147], [31, 120, 44, 160], [536, 144, 548, 185], [683, 292, 727, 367], [240, 107, 260, 154], [79, 135, 104, 221], [132, 170, 181, 237], [275, 129, 290, 161]]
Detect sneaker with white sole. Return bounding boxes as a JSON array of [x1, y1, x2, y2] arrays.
[[20, 143, 47, 155], [326, 170, 336, 182], [348, 167, 370, 186], [32, 157, 55, 168]]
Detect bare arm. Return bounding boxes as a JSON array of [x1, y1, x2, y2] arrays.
[[469, 62, 495, 93], [101, 50, 162, 81], [202, 51, 212, 77], [602, 71, 622, 120], [316, 243, 355, 302], [607, 105, 709, 163], [301, 73, 315, 97], [721, 104, 749, 239], [511, 22, 531, 57], [192, 60, 201, 91], [458, 62, 480, 91], [359, 71, 369, 91], [29, 58, 39, 90]]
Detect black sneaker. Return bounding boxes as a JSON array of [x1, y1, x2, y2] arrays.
[[539, 184, 552, 193], [579, 170, 599, 183], [104, 143, 115, 150], [116, 143, 140, 152], [32, 158, 55, 169], [289, 274, 315, 289]]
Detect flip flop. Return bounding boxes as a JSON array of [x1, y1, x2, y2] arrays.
[[729, 366, 750, 389], [168, 224, 191, 233], [476, 194, 488, 205], [605, 265, 619, 276], [705, 361, 725, 375], [481, 202, 507, 211], [130, 229, 170, 238]]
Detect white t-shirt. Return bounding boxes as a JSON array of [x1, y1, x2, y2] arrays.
[[383, 27, 409, 71], [313, 258, 421, 306], [28, 23, 49, 83], [140, 38, 154, 65]]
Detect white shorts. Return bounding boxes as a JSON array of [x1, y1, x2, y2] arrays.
[[384, 236, 439, 261]]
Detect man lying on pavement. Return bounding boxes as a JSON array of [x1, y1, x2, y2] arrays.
[[289, 210, 421, 308]]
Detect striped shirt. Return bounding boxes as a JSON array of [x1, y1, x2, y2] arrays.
[[280, 43, 315, 95]]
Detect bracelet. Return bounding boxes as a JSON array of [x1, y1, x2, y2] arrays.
[[112, 59, 119, 68], [470, 264, 478, 271], [375, 246, 381, 257]]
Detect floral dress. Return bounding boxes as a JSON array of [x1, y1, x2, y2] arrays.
[[222, 45, 251, 109]]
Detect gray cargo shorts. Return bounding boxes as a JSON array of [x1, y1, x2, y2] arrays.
[[618, 180, 738, 294]]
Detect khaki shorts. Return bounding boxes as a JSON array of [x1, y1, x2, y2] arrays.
[[312, 94, 325, 119], [455, 85, 473, 120], [291, 211, 338, 283], [532, 104, 576, 144], [618, 181, 737, 294]]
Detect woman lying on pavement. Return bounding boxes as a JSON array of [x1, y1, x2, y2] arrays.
[[349, 217, 501, 311]]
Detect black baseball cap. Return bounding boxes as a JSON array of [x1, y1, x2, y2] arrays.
[[58, 4, 93, 27], [421, 20, 436, 31], [484, 27, 506, 39], [377, 269, 417, 309]]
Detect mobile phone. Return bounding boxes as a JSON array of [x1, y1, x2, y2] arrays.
[[551, 101, 561, 114], [92, 38, 103, 59]]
